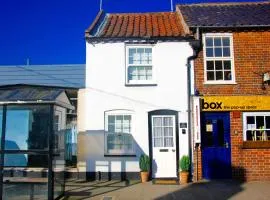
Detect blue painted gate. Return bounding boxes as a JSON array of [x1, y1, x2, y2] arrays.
[[201, 112, 232, 179]]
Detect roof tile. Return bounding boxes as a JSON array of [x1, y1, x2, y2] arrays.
[[87, 12, 186, 39], [177, 2, 270, 27]]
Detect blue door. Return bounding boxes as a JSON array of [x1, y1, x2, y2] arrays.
[[201, 112, 231, 179]]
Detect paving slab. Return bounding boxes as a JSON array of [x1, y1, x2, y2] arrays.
[[63, 179, 270, 200]]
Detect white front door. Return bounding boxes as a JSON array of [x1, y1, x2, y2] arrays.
[[151, 115, 177, 178]]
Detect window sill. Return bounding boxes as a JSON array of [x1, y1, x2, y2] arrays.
[[125, 83, 157, 87], [204, 81, 237, 85], [104, 154, 137, 157], [242, 141, 270, 149]]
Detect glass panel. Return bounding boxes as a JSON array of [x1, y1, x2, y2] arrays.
[[224, 71, 232, 80], [153, 117, 162, 126], [215, 61, 223, 70], [3, 163, 48, 200], [216, 71, 223, 80], [206, 48, 213, 57], [224, 60, 231, 70], [246, 130, 253, 141], [153, 127, 162, 137], [4, 154, 48, 167], [222, 37, 230, 46], [256, 116, 264, 129], [0, 106, 2, 150], [154, 138, 162, 147], [145, 66, 152, 80], [206, 61, 214, 70], [163, 117, 173, 126], [206, 37, 213, 47], [217, 119, 225, 146], [214, 37, 222, 46], [223, 47, 231, 57], [214, 47, 222, 57], [5, 105, 50, 150], [164, 137, 173, 147], [266, 116, 270, 129], [247, 116, 255, 125], [207, 71, 215, 80]]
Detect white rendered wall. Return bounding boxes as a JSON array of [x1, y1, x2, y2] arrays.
[[78, 41, 193, 173]]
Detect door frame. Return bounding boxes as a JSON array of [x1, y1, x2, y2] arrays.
[[201, 111, 232, 179], [148, 109, 179, 179]]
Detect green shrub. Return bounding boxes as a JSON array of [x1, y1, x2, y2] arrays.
[[180, 155, 190, 172], [139, 154, 150, 172]]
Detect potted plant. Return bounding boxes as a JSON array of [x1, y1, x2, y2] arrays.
[[179, 155, 190, 184], [139, 154, 150, 183]]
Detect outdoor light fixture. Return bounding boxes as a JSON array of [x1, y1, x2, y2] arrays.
[[263, 72, 270, 83]]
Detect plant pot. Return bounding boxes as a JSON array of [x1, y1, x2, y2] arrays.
[[180, 171, 189, 184], [140, 171, 149, 183]]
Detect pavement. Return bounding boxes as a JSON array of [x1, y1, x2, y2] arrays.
[[63, 179, 270, 200]]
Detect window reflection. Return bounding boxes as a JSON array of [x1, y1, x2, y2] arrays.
[[5, 105, 50, 151]]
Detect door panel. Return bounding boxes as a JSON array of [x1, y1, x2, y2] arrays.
[[202, 112, 231, 179], [151, 115, 177, 178]]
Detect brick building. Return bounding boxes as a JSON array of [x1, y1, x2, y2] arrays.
[[177, 1, 270, 181]]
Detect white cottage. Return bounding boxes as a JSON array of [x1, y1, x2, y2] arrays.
[[77, 10, 199, 181]]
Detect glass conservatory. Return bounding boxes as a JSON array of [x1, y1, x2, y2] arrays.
[[0, 85, 74, 200]]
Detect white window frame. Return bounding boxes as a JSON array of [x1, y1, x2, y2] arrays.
[[203, 33, 236, 84], [104, 109, 135, 155], [125, 45, 156, 85], [243, 112, 270, 141]]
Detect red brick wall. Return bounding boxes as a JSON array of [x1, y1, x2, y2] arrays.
[[195, 31, 270, 95], [194, 30, 270, 182]]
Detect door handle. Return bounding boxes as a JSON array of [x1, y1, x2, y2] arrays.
[[172, 149, 175, 152], [224, 142, 229, 148]]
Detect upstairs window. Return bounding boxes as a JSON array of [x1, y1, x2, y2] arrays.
[[126, 46, 154, 85], [203, 33, 235, 84]]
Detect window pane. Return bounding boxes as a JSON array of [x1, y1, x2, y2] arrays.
[[223, 47, 231, 57], [224, 71, 232, 80], [222, 37, 230, 46], [206, 48, 213, 57], [146, 66, 152, 80], [206, 37, 213, 47], [163, 117, 173, 126], [4, 154, 48, 167], [214, 47, 222, 57], [247, 116, 255, 125], [5, 105, 50, 150], [256, 116, 264, 129], [207, 71, 215, 80], [153, 117, 162, 126], [153, 127, 162, 137], [216, 71, 223, 80], [266, 116, 270, 129], [164, 138, 173, 147], [246, 130, 253, 141], [224, 60, 231, 70], [154, 138, 163, 147], [206, 61, 214, 70], [164, 127, 173, 136], [214, 37, 222, 46], [215, 61, 223, 70]]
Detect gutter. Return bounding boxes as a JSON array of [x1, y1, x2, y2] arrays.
[[186, 31, 201, 181]]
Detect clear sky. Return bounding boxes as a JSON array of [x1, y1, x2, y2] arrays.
[[0, 0, 265, 65]]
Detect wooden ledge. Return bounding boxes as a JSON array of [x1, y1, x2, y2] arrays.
[[242, 141, 270, 149]]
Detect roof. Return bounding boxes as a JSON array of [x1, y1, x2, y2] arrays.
[[0, 85, 74, 109], [0, 64, 85, 88], [85, 11, 188, 40], [0, 87, 62, 102], [177, 1, 270, 28]]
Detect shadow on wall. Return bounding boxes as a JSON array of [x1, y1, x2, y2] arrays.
[[76, 130, 147, 181]]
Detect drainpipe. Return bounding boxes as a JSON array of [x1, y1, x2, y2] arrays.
[[186, 28, 201, 181]]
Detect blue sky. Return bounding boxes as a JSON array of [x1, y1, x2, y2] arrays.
[[0, 0, 265, 65]]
